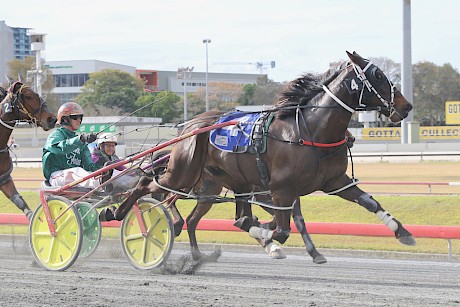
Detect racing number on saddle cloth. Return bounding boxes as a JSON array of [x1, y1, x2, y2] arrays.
[[210, 112, 265, 153]]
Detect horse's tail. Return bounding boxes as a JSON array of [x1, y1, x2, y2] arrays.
[[181, 117, 212, 167]]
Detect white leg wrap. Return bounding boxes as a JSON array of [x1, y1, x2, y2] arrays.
[[249, 226, 274, 240], [265, 242, 286, 259], [376, 210, 398, 232]]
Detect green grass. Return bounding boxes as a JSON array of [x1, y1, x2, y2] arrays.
[[2, 190, 459, 255]]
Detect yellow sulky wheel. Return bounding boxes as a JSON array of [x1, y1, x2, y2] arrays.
[[120, 198, 174, 270], [29, 196, 83, 271]]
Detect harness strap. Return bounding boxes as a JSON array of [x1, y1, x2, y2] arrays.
[[255, 154, 270, 189], [322, 85, 355, 113], [299, 138, 347, 147], [248, 198, 294, 211], [0, 119, 15, 130], [326, 178, 360, 195]]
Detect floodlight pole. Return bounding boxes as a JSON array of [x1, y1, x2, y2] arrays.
[[401, 0, 414, 143], [203, 38, 211, 112]]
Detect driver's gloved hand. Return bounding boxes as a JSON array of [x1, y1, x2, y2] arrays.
[[80, 133, 97, 144]]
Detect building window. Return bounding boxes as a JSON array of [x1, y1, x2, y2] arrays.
[[53, 74, 90, 87]]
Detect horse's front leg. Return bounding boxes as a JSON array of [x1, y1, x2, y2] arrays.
[[328, 178, 416, 246], [0, 180, 33, 220], [292, 198, 327, 264]]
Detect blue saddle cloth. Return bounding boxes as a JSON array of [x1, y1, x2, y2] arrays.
[[210, 112, 264, 153]]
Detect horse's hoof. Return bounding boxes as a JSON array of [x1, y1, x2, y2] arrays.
[[173, 220, 184, 237], [191, 249, 221, 262], [308, 249, 327, 264], [312, 254, 327, 264], [399, 235, 416, 246], [265, 242, 286, 259]]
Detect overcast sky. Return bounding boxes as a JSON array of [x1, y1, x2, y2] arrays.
[[3, 0, 459, 82]]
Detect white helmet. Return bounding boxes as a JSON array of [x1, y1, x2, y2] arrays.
[[97, 133, 117, 147]]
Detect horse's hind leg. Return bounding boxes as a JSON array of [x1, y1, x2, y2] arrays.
[[291, 198, 327, 264], [332, 182, 416, 246], [233, 196, 254, 232], [166, 195, 185, 237], [186, 200, 223, 262], [186, 180, 224, 261]]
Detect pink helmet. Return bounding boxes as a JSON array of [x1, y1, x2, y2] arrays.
[[57, 102, 84, 124]]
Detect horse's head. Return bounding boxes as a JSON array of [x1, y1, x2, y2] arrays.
[[1, 80, 57, 131], [345, 51, 413, 122]]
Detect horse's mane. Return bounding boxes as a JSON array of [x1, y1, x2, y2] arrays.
[[274, 67, 342, 118]]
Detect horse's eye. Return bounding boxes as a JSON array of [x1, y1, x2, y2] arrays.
[[375, 70, 383, 80]]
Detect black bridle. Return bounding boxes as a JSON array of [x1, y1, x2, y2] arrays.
[[0, 82, 47, 129], [323, 60, 402, 120]]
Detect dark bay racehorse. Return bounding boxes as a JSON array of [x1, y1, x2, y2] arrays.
[[0, 78, 57, 219], [105, 51, 416, 250]]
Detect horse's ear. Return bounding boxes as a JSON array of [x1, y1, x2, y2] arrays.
[[5, 75, 14, 86], [17, 73, 23, 83], [346, 51, 364, 65]]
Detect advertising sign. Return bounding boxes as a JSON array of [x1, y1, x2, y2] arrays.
[[445, 101, 460, 125], [362, 126, 460, 140], [78, 124, 115, 133]]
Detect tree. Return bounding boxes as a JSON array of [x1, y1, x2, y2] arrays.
[[76, 69, 144, 115], [134, 91, 181, 123], [7, 56, 60, 113], [238, 84, 257, 106], [369, 57, 401, 85], [413, 62, 460, 125], [252, 76, 284, 106], [188, 82, 244, 115], [238, 77, 284, 106]]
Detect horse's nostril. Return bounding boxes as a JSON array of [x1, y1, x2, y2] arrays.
[[405, 104, 413, 112]]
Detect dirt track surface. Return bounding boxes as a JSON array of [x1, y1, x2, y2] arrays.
[[1, 236, 460, 306]]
